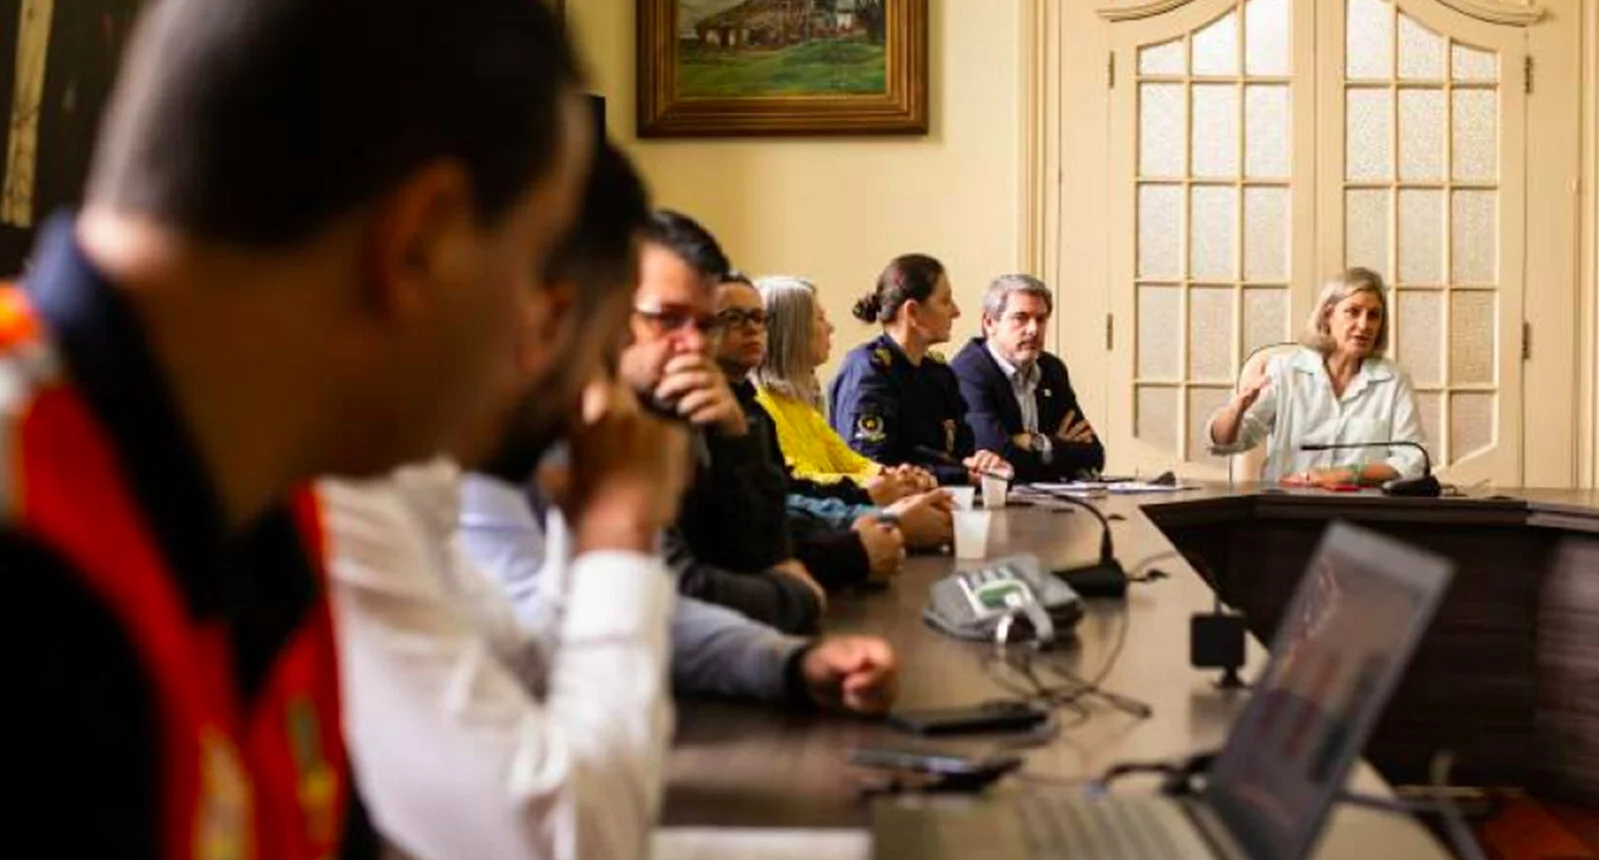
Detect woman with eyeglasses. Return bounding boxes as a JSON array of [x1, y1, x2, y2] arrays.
[[828, 254, 1011, 486]]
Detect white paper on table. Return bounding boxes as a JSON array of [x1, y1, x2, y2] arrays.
[[1026, 480, 1193, 495], [653, 827, 869, 860]]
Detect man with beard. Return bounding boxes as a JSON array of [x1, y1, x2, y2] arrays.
[[950, 274, 1105, 483], [318, 144, 898, 860]]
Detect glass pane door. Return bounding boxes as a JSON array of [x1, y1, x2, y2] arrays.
[[1104, 0, 1525, 483], [1341, 0, 1507, 467], [1127, 0, 1298, 465], [1321, 0, 1524, 481]]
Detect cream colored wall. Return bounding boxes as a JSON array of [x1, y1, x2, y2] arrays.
[[1585, 0, 1599, 486], [567, 0, 1024, 380]]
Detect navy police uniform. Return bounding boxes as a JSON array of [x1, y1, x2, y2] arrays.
[[828, 333, 975, 485]]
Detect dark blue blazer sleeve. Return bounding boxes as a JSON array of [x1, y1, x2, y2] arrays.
[[952, 344, 1051, 481], [1039, 354, 1107, 478]]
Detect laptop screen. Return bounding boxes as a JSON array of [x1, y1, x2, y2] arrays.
[[1203, 522, 1453, 860]]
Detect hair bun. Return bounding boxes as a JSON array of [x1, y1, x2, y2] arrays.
[[852, 293, 882, 323]]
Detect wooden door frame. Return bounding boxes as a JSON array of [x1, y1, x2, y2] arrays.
[[1579, 0, 1599, 488], [1520, 0, 1584, 487]]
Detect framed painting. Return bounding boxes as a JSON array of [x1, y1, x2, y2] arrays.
[[637, 0, 928, 138]]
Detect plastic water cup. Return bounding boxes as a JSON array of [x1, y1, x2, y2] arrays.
[[947, 486, 977, 510], [953, 511, 993, 559], [981, 474, 1009, 509]]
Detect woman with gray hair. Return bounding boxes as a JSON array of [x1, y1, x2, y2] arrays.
[[753, 275, 936, 498], [1207, 267, 1428, 488]]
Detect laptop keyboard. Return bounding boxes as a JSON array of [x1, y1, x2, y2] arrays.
[[1015, 793, 1216, 859]]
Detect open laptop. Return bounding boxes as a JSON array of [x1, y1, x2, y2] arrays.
[[874, 521, 1455, 860]]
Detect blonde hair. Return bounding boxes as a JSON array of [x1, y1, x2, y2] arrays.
[[754, 275, 823, 408], [1300, 267, 1389, 357]]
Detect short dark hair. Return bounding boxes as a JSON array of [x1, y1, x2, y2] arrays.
[[642, 210, 731, 282], [88, 0, 580, 246], [853, 253, 946, 323], [547, 142, 650, 299]]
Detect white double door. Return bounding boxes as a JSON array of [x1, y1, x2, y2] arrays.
[[1056, 0, 1581, 486]]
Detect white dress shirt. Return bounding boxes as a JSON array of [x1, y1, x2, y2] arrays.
[[985, 340, 1053, 462], [456, 471, 808, 702], [985, 340, 1041, 434], [320, 460, 674, 860], [1207, 347, 1428, 482]]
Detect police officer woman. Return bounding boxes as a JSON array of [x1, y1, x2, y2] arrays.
[[829, 254, 1010, 485]]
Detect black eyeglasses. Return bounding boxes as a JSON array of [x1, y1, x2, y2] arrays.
[[633, 303, 725, 334], [717, 308, 768, 329]]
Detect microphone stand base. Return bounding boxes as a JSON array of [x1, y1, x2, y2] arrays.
[[1214, 667, 1249, 690], [1055, 559, 1129, 599], [1382, 474, 1442, 497]]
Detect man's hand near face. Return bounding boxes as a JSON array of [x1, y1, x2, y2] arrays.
[[565, 380, 691, 555], [652, 353, 748, 437], [617, 335, 675, 399]]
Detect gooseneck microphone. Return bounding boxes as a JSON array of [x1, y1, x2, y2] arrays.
[[1043, 494, 1129, 598], [1298, 441, 1441, 497]]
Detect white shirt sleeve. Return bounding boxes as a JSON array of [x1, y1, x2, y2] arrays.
[[457, 472, 807, 704], [1208, 359, 1281, 456], [1382, 369, 1428, 479], [320, 464, 674, 860]]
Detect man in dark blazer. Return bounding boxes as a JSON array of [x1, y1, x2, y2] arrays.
[[951, 274, 1106, 483]]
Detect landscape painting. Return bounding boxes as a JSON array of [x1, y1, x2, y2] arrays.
[[638, 0, 926, 138], [677, 0, 887, 98]]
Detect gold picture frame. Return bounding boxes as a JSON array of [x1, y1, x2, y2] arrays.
[[637, 0, 928, 138]]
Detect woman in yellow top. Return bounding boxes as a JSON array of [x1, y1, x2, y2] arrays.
[[754, 275, 935, 502]]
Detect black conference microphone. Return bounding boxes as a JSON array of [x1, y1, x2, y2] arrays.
[[1044, 495, 1129, 598], [1297, 441, 1442, 497]]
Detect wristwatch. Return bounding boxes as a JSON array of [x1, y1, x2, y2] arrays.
[[1034, 432, 1053, 464]]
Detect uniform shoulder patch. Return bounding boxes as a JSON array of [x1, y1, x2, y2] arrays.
[[854, 413, 888, 443], [926, 350, 948, 364], [870, 346, 894, 369]]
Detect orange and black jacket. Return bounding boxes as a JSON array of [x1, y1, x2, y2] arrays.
[[2, 217, 378, 858]]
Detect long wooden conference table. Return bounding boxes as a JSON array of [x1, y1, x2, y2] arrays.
[[662, 484, 1599, 858]]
